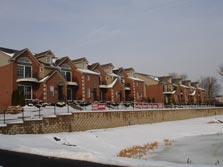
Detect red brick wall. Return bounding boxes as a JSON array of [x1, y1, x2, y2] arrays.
[[112, 80, 124, 103], [36, 83, 44, 101], [135, 81, 144, 102], [85, 74, 100, 102], [125, 78, 134, 101], [46, 72, 67, 103], [146, 84, 164, 103], [0, 64, 14, 109], [74, 71, 83, 101]]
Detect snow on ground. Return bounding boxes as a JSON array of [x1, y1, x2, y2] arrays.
[[0, 115, 223, 167]]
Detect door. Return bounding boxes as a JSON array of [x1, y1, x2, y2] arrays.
[[67, 87, 73, 101], [58, 85, 64, 101]]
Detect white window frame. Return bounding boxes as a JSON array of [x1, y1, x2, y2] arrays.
[[18, 85, 33, 100], [61, 70, 72, 82], [17, 64, 32, 78], [50, 86, 54, 97], [67, 87, 73, 101], [46, 55, 51, 64], [87, 88, 91, 98]]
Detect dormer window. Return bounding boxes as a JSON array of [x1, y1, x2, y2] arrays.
[[46, 55, 51, 64], [61, 64, 72, 82], [17, 57, 32, 78], [83, 63, 88, 69]]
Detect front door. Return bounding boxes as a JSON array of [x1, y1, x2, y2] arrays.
[[58, 85, 63, 101], [67, 87, 73, 101]]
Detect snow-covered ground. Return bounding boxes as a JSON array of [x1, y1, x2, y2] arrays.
[[0, 115, 223, 167]]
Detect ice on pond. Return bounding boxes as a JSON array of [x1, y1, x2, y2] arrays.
[[151, 133, 223, 166]]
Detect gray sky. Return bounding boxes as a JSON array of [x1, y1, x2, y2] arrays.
[[1, 0, 223, 86]]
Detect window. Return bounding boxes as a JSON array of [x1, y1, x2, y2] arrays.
[[136, 82, 138, 87], [137, 92, 139, 100], [46, 56, 51, 64], [50, 86, 54, 96], [17, 57, 32, 79], [61, 71, 71, 81], [87, 88, 91, 98], [18, 85, 32, 100], [93, 82, 97, 88], [67, 88, 73, 101], [17, 65, 32, 78], [86, 75, 90, 81], [18, 57, 31, 64], [61, 64, 72, 82], [115, 91, 118, 98]]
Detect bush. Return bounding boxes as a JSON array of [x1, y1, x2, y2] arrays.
[[11, 89, 25, 106]]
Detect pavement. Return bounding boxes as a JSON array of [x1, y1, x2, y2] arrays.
[[0, 149, 124, 167]]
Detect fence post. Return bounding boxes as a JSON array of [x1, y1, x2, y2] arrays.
[[67, 103, 70, 113], [38, 107, 41, 119], [54, 104, 56, 115], [3, 110, 6, 124], [22, 108, 24, 121]]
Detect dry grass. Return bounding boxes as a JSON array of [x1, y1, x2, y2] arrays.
[[117, 141, 159, 159]]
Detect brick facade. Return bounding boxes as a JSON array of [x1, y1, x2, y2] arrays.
[[0, 47, 207, 110], [146, 84, 164, 103]]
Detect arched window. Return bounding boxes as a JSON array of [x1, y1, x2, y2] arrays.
[[61, 64, 71, 70], [17, 57, 32, 78], [61, 64, 71, 81], [17, 57, 32, 64]]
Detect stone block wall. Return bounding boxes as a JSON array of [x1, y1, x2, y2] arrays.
[[0, 108, 223, 134]]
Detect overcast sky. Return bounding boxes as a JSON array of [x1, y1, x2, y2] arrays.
[[1, 0, 223, 84]]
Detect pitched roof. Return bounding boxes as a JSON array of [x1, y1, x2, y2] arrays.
[[101, 63, 114, 69], [0, 47, 18, 56], [39, 70, 66, 83], [99, 78, 118, 88], [34, 50, 55, 58], [55, 56, 69, 66], [72, 57, 88, 64], [135, 72, 159, 81], [88, 62, 100, 71], [124, 68, 135, 73]]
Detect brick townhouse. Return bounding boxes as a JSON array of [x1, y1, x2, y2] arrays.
[[159, 76, 206, 105], [96, 63, 125, 103], [54, 56, 80, 101], [191, 82, 206, 104], [113, 67, 145, 102], [72, 57, 100, 102], [172, 78, 190, 105], [0, 48, 79, 109], [134, 73, 164, 103], [182, 80, 197, 104], [0, 47, 207, 110]]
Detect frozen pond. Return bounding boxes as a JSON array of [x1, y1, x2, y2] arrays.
[[151, 134, 223, 166]]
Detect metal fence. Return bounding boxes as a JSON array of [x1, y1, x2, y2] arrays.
[[0, 102, 217, 125]]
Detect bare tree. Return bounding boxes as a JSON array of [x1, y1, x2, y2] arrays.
[[199, 76, 221, 98], [218, 64, 223, 77]]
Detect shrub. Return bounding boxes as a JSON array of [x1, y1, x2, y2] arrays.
[[11, 89, 25, 106]]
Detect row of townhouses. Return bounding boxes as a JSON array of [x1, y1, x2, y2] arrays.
[[0, 47, 206, 110]]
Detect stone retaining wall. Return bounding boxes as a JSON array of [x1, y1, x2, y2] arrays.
[[0, 108, 223, 134]]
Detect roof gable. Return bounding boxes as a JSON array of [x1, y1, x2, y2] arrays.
[[72, 57, 88, 64], [113, 67, 128, 77], [34, 50, 55, 59], [9, 48, 40, 65]]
